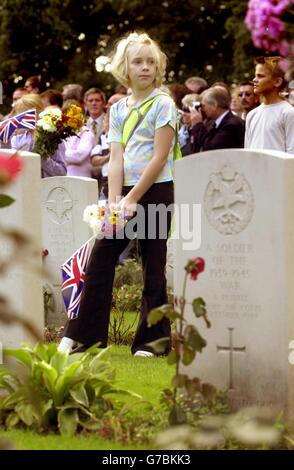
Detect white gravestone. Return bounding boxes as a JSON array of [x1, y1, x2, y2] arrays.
[[174, 149, 294, 423], [0, 150, 43, 349], [42, 176, 98, 325]]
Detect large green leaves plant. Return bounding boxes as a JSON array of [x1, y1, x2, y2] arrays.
[[0, 343, 140, 436]]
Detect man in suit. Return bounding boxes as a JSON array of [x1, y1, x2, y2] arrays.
[[190, 87, 245, 153]]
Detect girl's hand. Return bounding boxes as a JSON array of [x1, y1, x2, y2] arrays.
[[108, 195, 123, 212], [119, 195, 137, 218]]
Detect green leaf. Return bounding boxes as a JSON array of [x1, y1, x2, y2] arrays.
[[50, 351, 69, 374], [169, 405, 187, 425], [0, 194, 15, 208], [70, 386, 89, 407], [103, 388, 141, 399], [184, 325, 207, 353], [167, 350, 178, 365], [79, 419, 100, 431], [36, 362, 58, 398], [182, 346, 196, 366], [192, 297, 211, 328], [15, 402, 35, 426], [5, 412, 20, 428], [166, 310, 182, 321], [4, 349, 33, 369], [192, 297, 206, 318], [146, 337, 170, 354], [172, 374, 188, 388], [0, 370, 19, 392], [33, 343, 50, 362], [58, 408, 79, 436], [148, 304, 173, 325]]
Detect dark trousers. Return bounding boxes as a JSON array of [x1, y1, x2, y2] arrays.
[[63, 181, 173, 354]]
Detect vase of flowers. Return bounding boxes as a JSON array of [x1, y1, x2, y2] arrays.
[[33, 104, 84, 159]]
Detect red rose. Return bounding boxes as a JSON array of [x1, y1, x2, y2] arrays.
[[0, 153, 22, 185], [185, 257, 205, 281]]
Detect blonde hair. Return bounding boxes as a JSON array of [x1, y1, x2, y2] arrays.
[[255, 56, 286, 89], [110, 32, 167, 88], [13, 93, 44, 117], [182, 93, 201, 108]]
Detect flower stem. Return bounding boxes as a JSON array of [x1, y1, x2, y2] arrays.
[[174, 272, 188, 404]]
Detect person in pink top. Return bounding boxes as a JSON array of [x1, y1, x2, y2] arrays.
[[63, 100, 95, 177]]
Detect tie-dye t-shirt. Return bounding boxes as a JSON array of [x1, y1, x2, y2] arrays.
[[108, 88, 177, 186]]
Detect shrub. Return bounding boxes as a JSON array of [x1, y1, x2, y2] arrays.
[[109, 260, 143, 345], [113, 258, 143, 289], [0, 343, 140, 436], [109, 285, 141, 345]]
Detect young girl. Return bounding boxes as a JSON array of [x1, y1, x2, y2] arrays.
[[59, 32, 177, 356]]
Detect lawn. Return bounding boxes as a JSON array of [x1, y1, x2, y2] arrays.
[[0, 345, 175, 450]]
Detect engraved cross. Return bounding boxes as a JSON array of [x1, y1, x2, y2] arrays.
[[217, 327, 245, 390]]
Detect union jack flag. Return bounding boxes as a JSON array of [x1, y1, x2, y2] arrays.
[[0, 109, 36, 143], [61, 237, 94, 320]]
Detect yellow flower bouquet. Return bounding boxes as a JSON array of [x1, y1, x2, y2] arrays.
[[33, 104, 84, 159]]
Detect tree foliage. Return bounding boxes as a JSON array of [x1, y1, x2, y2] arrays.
[[0, 0, 262, 108]]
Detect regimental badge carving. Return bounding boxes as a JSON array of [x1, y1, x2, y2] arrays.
[[46, 187, 73, 224], [204, 165, 254, 235]]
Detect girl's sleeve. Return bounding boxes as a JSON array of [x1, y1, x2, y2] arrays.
[[108, 104, 123, 143], [154, 97, 177, 131]]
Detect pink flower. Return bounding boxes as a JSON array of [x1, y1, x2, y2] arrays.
[[0, 153, 22, 186], [245, 0, 293, 57], [267, 17, 285, 38]]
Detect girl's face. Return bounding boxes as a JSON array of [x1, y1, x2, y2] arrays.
[[127, 44, 157, 89]]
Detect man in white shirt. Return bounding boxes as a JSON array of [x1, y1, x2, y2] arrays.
[[84, 87, 106, 145], [245, 57, 294, 154]]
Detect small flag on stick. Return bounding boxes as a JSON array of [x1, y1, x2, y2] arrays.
[[0, 109, 36, 143], [61, 236, 95, 320]]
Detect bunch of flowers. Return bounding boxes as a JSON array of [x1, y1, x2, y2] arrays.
[[245, 0, 294, 57], [33, 104, 84, 159], [83, 204, 127, 238]]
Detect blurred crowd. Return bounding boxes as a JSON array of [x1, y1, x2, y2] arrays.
[[1, 60, 294, 195]]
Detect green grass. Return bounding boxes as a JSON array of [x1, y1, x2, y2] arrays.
[[109, 345, 174, 405], [0, 344, 174, 450], [0, 429, 151, 450]]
